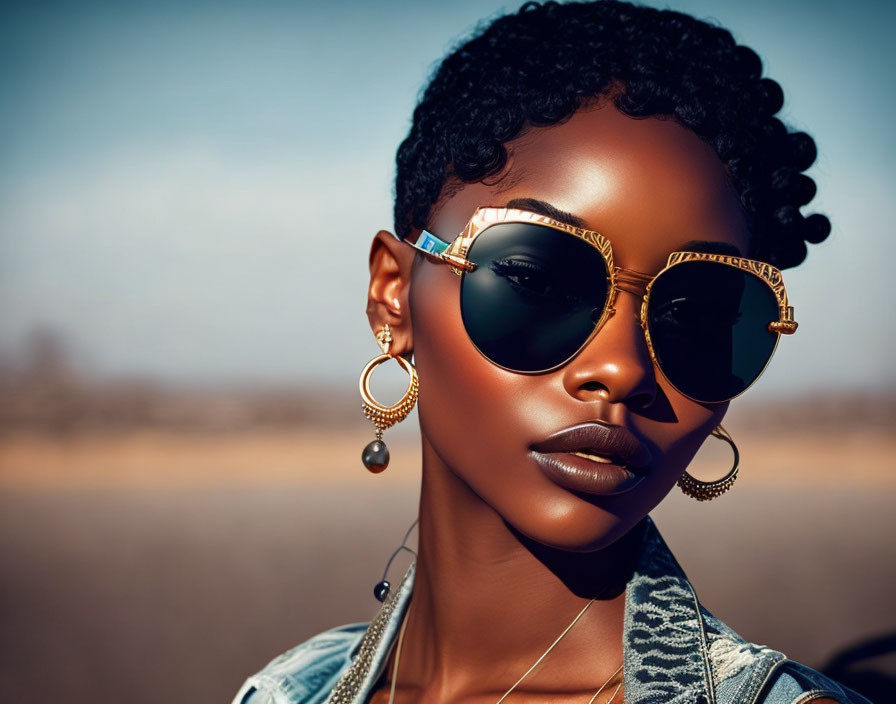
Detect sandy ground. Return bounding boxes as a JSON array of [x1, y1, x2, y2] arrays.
[[0, 427, 893, 703], [0, 425, 893, 490]]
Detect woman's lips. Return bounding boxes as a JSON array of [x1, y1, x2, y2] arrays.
[[529, 421, 652, 496], [529, 451, 646, 495]]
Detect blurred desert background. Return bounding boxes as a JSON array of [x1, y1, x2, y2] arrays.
[[1, 1, 894, 703], [0, 332, 894, 703]]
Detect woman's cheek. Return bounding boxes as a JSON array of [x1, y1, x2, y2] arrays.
[[409, 269, 499, 469], [638, 391, 728, 484]]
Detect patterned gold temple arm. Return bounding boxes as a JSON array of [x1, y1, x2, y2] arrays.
[[407, 230, 477, 273]]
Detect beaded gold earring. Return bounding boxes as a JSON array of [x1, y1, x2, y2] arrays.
[[677, 424, 740, 501], [358, 323, 419, 472]]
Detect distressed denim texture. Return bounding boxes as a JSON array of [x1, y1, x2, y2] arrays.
[[233, 518, 872, 704]]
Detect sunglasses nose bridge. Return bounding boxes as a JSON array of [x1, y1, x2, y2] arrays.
[[610, 266, 654, 303], [566, 282, 658, 408]]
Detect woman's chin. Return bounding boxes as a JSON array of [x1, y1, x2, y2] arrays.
[[504, 505, 638, 554]]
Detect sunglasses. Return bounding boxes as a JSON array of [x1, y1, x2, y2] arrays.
[[404, 206, 798, 404]]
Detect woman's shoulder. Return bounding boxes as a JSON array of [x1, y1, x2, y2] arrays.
[[699, 609, 873, 704], [759, 659, 874, 704], [231, 622, 367, 704]]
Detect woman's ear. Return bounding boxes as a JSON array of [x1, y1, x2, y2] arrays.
[[366, 230, 417, 357]]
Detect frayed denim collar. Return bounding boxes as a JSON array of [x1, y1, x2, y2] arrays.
[[324, 516, 789, 704]]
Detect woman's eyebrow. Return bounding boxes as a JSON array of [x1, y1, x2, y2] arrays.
[[503, 197, 587, 229]]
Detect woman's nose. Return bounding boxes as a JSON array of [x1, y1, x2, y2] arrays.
[[560, 290, 657, 408]]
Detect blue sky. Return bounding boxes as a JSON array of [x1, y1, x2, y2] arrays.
[[1, 0, 893, 397]]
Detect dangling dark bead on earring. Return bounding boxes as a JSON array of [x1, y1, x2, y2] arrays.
[[362, 429, 390, 473]]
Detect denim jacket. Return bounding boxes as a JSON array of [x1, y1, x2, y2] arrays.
[[232, 518, 872, 704]]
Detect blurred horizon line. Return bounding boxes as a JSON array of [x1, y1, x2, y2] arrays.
[[2, 327, 893, 436]]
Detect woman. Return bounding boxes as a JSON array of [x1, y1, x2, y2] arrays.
[[233, 2, 871, 702]]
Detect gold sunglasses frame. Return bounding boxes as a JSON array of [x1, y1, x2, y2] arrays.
[[404, 206, 797, 403]]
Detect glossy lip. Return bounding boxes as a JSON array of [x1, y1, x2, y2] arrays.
[[529, 421, 652, 496]]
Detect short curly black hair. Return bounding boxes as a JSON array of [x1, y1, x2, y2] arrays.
[[393, 0, 830, 270]]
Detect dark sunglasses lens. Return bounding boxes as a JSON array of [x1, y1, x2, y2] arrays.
[[646, 260, 780, 402], [460, 222, 610, 372]]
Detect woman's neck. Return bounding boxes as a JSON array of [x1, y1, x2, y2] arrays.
[[389, 435, 640, 702]]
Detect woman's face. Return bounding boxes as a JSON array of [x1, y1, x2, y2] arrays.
[[406, 101, 751, 552]]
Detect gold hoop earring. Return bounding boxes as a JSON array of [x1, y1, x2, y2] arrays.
[[677, 424, 740, 501], [359, 323, 419, 473]]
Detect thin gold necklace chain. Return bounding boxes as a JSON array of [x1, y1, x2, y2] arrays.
[[386, 596, 624, 704]]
